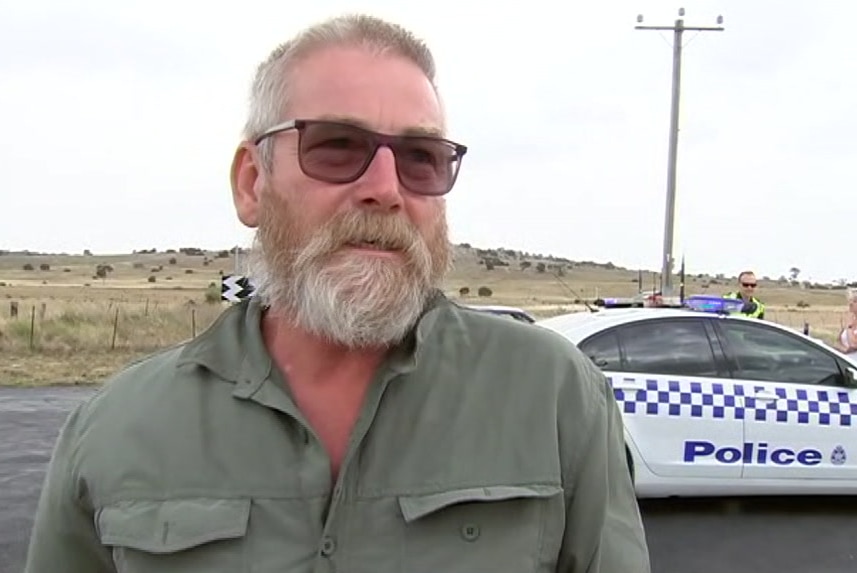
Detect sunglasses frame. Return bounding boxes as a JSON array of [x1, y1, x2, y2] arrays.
[[253, 119, 468, 196]]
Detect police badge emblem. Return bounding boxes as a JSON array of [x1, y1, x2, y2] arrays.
[[831, 445, 847, 466]]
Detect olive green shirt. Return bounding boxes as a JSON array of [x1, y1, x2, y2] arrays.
[[25, 294, 650, 573]]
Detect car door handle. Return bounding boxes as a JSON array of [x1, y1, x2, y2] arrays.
[[613, 377, 646, 390], [752, 390, 779, 402]]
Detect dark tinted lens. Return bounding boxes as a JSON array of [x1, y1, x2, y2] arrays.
[[295, 121, 463, 195], [299, 122, 374, 181], [393, 138, 459, 195]]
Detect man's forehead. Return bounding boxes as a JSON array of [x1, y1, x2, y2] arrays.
[[285, 46, 445, 138]]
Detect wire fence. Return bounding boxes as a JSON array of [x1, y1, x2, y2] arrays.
[[2, 299, 848, 355], [1, 299, 226, 354]]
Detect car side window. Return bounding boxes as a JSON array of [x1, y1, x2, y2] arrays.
[[579, 331, 622, 371], [717, 321, 842, 385], [617, 319, 720, 377]]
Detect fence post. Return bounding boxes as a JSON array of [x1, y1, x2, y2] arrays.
[[29, 306, 35, 350], [39, 302, 47, 320], [10, 301, 18, 319], [111, 307, 120, 350], [144, 298, 149, 317], [191, 308, 197, 338]]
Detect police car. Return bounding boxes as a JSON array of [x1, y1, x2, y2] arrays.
[[537, 296, 857, 498]]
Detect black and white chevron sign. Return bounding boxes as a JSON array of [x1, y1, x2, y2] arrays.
[[221, 274, 256, 302]]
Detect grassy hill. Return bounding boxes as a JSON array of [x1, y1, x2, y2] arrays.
[[0, 243, 850, 385]]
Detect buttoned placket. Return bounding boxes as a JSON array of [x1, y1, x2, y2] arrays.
[[309, 363, 403, 573], [227, 297, 427, 572]]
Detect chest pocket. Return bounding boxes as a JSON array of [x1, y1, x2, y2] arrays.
[[96, 497, 251, 573], [398, 484, 565, 573]]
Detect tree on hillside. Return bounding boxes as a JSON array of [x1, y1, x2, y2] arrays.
[[95, 264, 114, 281]]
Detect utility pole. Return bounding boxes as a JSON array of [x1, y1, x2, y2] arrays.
[[635, 8, 724, 297]]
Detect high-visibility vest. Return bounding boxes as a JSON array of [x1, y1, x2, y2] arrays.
[[723, 292, 765, 319]]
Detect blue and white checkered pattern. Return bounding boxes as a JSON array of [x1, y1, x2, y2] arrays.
[[610, 377, 857, 427]]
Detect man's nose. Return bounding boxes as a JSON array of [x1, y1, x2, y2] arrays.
[[352, 146, 404, 211]]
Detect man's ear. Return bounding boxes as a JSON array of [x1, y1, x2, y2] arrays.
[[231, 142, 264, 228]]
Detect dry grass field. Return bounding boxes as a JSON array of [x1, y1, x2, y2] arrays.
[[0, 245, 851, 385]]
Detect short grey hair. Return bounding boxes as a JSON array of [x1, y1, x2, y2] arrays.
[[847, 287, 857, 302], [242, 14, 441, 169]]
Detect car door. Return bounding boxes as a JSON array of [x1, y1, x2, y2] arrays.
[[714, 319, 857, 480], [579, 317, 744, 479]]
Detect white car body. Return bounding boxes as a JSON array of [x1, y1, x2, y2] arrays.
[[538, 307, 857, 498]]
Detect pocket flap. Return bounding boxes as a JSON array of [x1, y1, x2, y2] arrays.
[[398, 484, 562, 523], [97, 498, 251, 554]]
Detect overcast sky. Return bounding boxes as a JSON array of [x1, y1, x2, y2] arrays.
[[2, 0, 854, 283]]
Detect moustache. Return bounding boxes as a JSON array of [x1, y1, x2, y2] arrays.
[[321, 212, 422, 253]]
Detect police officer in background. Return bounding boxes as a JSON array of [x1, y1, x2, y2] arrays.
[[724, 270, 766, 319]]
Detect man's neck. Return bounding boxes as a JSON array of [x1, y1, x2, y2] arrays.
[[261, 310, 389, 384]]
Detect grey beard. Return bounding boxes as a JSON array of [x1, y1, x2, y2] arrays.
[[246, 236, 436, 348]]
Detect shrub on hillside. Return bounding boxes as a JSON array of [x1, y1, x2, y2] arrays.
[[205, 285, 221, 304], [95, 264, 113, 279]]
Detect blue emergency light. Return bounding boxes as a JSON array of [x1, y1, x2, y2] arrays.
[[683, 295, 744, 314]]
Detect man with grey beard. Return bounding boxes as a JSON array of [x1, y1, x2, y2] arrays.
[[24, 13, 651, 573]]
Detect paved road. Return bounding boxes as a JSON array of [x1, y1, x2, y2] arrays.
[[2, 386, 857, 573], [0, 387, 96, 573]]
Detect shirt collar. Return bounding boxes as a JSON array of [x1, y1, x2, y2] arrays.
[[176, 296, 272, 388], [176, 289, 451, 385]]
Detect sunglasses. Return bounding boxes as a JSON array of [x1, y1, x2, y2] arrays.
[[253, 119, 468, 197], [741, 282, 757, 288]]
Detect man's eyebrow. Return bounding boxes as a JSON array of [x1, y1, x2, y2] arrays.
[[401, 125, 444, 138], [314, 114, 444, 138]]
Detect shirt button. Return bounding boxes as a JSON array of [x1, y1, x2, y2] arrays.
[[320, 536, 336, 557], [461, 523, 480, 541]]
